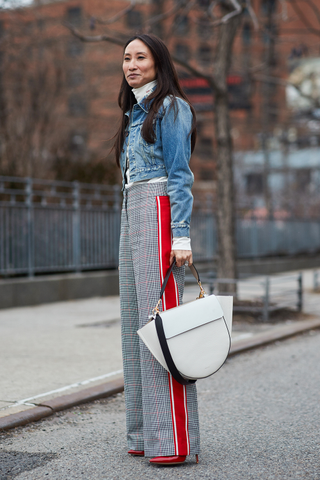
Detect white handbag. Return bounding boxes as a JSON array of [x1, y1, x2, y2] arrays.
[[138, 261, 233, 385]]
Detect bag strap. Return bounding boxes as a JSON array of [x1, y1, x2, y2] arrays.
[[151, 260, 205, 385], [155, 313, 196, 385], [153, 259, 206, 316]]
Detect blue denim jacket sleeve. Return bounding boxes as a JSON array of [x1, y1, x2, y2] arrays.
[[160, 97, 194, 238]]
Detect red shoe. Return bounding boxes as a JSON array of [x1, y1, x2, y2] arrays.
[[150, 454, 199, 465], [128, 449, 144, 456]]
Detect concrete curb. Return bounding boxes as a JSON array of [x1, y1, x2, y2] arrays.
[[1, 318, 320, 432], [0, 270, 120, 310], [229, 317, 320, 356], [0, 379, 124, 432]]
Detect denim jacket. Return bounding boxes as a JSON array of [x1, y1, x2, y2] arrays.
[[120, 95, 194, 237]]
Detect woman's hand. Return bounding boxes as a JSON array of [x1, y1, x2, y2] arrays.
[[169, 250, 193, 268]]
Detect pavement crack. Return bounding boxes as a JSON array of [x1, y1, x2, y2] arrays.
[[77, 318, 120, 328], [32, 403, 55, 412]]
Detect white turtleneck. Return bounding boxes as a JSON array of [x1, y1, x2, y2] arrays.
[[132, 79, 157, 104], [126, 80, 191, 251]]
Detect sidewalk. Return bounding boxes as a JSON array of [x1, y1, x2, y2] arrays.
[[1, 268, 320, 430]]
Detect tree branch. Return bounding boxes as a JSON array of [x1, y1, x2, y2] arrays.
[[245, 0, 259, 30], [94, 0, 136, 25], [171, 55, 219, 92], [278, 0, 288, 21], [253, 73, 320, 107], [174, 0, 197, 23], [211, 0, 242, 27], [213, 2, 242, 92], [164, 0, 197, 42], [253, 73, 289, 87], [65, 23, 124, 47], [66, 21, 223, 93], [144, 0, 189, 29], [208, 1, 220, 21], [303, 0, 320, 24], [249, 62, 267, 73], [290, 0, 320, 37]]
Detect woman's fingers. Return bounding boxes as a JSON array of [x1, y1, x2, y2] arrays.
[[170, 250, 193, 268]]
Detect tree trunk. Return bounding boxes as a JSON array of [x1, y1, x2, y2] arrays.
[[261, 1, 277, 218], [213, 7, 241, 293], [215, 90, 237, 293]]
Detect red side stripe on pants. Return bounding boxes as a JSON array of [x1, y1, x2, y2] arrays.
[[156, 195, 190, 456]]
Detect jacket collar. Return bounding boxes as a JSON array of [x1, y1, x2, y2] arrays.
[[125, 84, 156, 117]]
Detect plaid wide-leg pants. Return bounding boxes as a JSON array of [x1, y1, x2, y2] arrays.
[[119, 182, 200, 458]]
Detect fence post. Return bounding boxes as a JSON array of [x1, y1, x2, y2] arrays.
[[113, 185, 121, 212], [205, 194, 213, 259], [26, 178, 34, 277], [251, 215, 258, 257], [72, 181, 81, 272], [263, 277, 270, 322], [208, 271, 215, 294], [113, 185, 121, 265], [297, 272, 303, 311]]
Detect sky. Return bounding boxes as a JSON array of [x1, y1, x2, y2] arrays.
[[0, 0, 33, 8]]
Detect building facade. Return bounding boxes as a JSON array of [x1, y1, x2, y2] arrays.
[[0, 0, 319, 215]]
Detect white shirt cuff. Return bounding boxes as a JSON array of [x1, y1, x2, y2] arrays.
[[172, 237, 191, 251]]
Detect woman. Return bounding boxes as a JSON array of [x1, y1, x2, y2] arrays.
[[114, 33, 200, 465]]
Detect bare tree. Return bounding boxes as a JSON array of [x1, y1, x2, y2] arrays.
[[68, 0, 247, 291], [0, 8, 65, 178], [250, 0, 320, 219]]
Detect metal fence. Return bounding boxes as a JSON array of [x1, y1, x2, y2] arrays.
[[314, 270, 320, 291], [185, 272, 303, 322], [191, 214, 320, 261], [1, 175, 320, 277], [0, 176, 121, 276]]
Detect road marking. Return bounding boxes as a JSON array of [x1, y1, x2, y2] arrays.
[[1, 369, 123, 410]]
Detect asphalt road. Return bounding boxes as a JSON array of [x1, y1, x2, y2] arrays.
[[1, 330, 319, 480]]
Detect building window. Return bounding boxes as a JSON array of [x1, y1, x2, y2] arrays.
[[198, 45, 212, 66], [245, 173, 264, 195], [174, 43, 191, 62], [200, 168, 213, 181], [24, 22, 33, 34], [263, 23, 277, 45], [126, 10, 143, 29], [197, 18, 213, 40], [174, 15, 190, 36], [37, 19, 45, 31], [68, 95, 87, 116], [153, 21, 163, 38], [296, 169, 311, 192], [197, 137, 213, 158], [197, 0, 211, 7], [261, 0, 277, 15], [66, 40, 84, 57], [67, 69, 85, 87], [26, 46, 33, 60], [242, 22, 252, 45], [67, 6, 82, 27], [0, 21, 4, 38]]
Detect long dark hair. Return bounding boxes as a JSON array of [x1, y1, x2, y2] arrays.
[[114, 33, 197, 167]]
